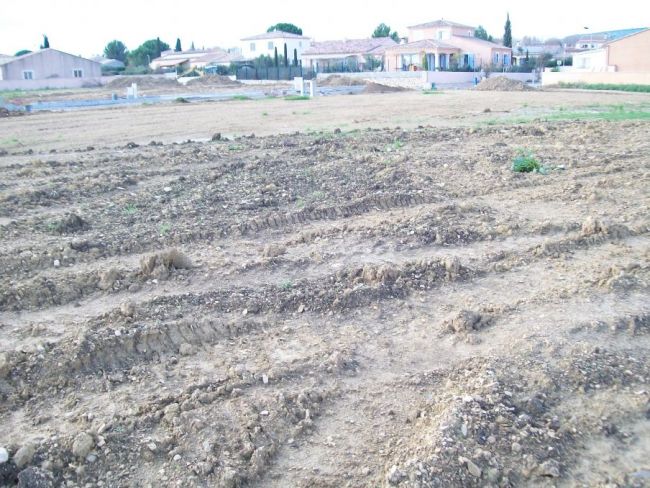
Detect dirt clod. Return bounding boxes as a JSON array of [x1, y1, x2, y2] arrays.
[[71, 432, 94, 459]]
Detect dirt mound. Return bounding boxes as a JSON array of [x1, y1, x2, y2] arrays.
[[105, 76, 179, 90], [363, 82, 409, 94], [474, 76, 532, 91], [186, 75, 241, 87], [319, 75, 367, 87]]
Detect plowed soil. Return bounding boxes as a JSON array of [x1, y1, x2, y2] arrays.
[[0, 91, 648, 488]]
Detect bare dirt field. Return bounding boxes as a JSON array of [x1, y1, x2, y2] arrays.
[[0, 89, 649, 487]]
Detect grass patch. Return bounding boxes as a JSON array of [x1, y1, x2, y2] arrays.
[[557, 82, 650, 93], [422, 89, 442, 95], [262, 111, 268, 116], [0, 137, 22, 148], [546, 103, 650, 121], [385, 139, 404, 152], [175, 97, 189, 103], [512, 150, 542, 173], [284, 95, 311, 101], [482, 103, 650, 127], [231, 95, 252, 101], [159, 223, 171, 235]]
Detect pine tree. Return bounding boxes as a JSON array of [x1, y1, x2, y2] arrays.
[[175, 38, 182, 52], [503, 13, 512, 48]]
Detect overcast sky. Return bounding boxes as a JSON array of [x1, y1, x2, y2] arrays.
[[1, 0, 648, 57]]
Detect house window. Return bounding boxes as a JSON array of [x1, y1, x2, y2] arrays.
[[22, 70, 34, 80], [267, 41, 274, 50], [494, 53, 499, 63], [73, 69, 83, 78], [468, 31, 472, 36], [503, 54, 509, 66], [250, 42, 256, 52]]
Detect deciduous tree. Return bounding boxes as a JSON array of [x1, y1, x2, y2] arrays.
[[127, 38, 170, 66]]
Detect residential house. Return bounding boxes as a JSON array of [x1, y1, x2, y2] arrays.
[[562, 27, 647, 58], [302, 38, 397, 73], [240, 31, 311, 61], [384, 19, 512, 71], [0, 49, 101, 81], [572, 28, 650, 72], [192, 50, 244, 70], [150, 49, 207, 72], [512, 43, 563, 66]]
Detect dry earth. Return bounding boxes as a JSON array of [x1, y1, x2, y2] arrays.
[[0, 90, 649, 488]]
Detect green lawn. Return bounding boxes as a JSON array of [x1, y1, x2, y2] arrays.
[[557, 82, 650, 93]]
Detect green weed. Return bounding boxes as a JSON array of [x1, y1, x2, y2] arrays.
[[512, 150, 542, 173], [159, 223, 171, 235], [284, 95, 311, 101]]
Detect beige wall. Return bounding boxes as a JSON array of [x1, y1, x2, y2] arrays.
[[2, 49, 101, 81], [409, 25, 475, 42], [446, 36, 511, 67], [542, 71, 650, 85], [608, 29, 650, 72], [573, 49, 608, 70]]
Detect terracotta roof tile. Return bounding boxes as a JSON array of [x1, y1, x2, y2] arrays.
[[303, 38, 396, 56]]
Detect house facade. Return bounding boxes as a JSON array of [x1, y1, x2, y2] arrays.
[[150, 48, 243, 72], [572, 28, 650, 72], [384, 19, 512, 71], [302, 38, 397, 73], [240, 31, 311, 61], [0, 49, 101, 81]]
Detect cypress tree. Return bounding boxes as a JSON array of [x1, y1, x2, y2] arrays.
[[175, 38, 182, 52], [274, 47, 278, 67], [503, 13, 512, 48], [283, 43, 288, 67], [293, 48, 298, 66]]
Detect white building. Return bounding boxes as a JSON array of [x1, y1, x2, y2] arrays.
[[240, 31, 311, 61]]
